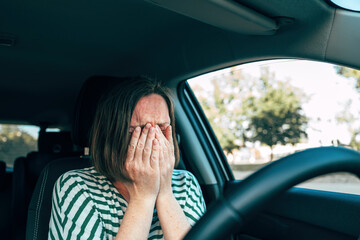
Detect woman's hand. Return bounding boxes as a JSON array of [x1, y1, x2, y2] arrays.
[[154, 125, 191, 240], [155, 125, 175, 198], [123, 123, 160, 203], [115, 124, 161, 240]]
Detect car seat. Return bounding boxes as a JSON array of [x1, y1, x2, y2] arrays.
[[26, 76, 127, 240], [12, 131, 78, 240], [0, 160, 12, 240]]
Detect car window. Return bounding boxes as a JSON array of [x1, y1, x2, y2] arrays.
[[188, 59, 360, 195], [0, 124, 38, 169]]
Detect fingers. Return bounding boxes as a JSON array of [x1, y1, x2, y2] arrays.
[[127, 126, 141, 161], [159, 141, 165, 165], [156, 125, 174, 157], [150, 139, 160, 169], [127, 124, 173, 168], [155, 125, 166, 144], [133, 123, 151, 161], [164, 125, 173, 145], [143, 126, 155, 162]]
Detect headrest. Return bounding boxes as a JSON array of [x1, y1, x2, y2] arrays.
[[0, 161, 5, 174], [72, 76, 128, 148], [0, 161, 6, 189], [38, 131, 73, 153]]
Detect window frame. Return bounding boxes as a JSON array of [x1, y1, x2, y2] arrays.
[[178, 81, 235, 187]]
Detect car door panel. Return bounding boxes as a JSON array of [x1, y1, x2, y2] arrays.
[[224, 183, 360, 239]]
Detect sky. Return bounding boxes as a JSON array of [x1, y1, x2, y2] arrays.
[[261, 60, 359, 146], [17, 126, 59, 139], [19, 125, 40, 139], [189, 59, 360, 147], [331, 0, 360, 11]]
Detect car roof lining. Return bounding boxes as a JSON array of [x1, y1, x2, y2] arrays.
[[146, 0, 279, 35], [325, 9, 360, 69]]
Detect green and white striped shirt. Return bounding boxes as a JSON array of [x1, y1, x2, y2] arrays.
[[48, 167, 206, 239]]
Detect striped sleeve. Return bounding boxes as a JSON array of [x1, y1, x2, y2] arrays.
[[182, 171, 206, 226], [48, 172, 105, 240]]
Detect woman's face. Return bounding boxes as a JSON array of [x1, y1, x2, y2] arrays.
[[129, 94, 171, 134]]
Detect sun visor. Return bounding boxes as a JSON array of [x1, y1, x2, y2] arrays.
[[146, 0, 279, 35]]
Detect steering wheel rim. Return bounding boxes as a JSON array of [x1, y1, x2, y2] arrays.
[[184, 147, 360, 240]]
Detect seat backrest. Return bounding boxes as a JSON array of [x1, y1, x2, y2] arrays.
[[37, 131, 74, 154], [0, 160, 12, 240], [0, 160, 6, 190], [25, 77, 115, 240], [12, 131, 78, 240], [26, 157, 90, 240]]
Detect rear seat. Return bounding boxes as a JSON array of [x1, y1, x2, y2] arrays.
[[0, 160, 12, 240], [11, 131, 80, 240], [26, 76, 125, 240]]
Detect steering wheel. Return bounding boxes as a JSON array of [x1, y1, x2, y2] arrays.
[[184, 147, 360, 240]]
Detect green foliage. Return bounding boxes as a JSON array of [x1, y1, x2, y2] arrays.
[[242, 68, 308, 160], [335, 100, 360, 150], [191, 66, 308, 156], [349, 132, 360, 150], [0, 125, 37, 167], [335, 66, 360, 89], [335, 66, 360, 149], [192, 67, 251, 153], [243, 86, 307, 146]]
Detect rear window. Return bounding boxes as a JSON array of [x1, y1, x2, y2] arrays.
[[0, 124, 38, 168]]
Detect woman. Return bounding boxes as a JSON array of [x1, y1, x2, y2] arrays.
[[48, 77, 206, 239]]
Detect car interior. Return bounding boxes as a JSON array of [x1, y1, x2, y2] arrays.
[[1, 0, 360, 239]]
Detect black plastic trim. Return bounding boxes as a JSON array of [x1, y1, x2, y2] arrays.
[[240, 186, 360, 239]]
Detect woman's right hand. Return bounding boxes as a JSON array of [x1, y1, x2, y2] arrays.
[[123, 123, 160, 203]]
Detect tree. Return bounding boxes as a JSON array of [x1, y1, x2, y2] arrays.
[[0, 125, 37, 167], [242, 67, 308, 161], [335, 66, 360, 149], [335, 66, 360, 90], [335, 100, 360, 150], [190, 66, 308, 158], [191, 67, 255, 153]]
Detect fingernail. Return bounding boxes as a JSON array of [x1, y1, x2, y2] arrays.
[[150, 127, 154, 133], [135, 127, 140, 132]]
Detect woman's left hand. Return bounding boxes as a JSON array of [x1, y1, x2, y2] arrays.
[[155, 125, 175, 198], [154, 125, 191, 240]]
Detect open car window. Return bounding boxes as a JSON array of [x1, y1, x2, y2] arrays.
[[188, 59, 360, 195]]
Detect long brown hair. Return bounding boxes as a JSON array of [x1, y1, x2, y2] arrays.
[[90, 77, 179, 182]]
